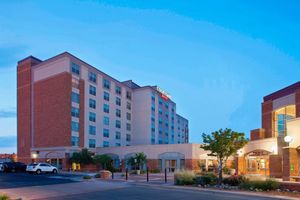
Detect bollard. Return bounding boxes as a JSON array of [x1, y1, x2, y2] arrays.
[[126, 168, 128, 181], [165, 168, 167, 183], [147, 167, 149, 182], [112, 171, 114, 179]]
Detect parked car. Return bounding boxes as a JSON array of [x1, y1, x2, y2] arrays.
[[2, 162, 27, 172], [0, 162, 3, 172], [26, 163, 58, 174]]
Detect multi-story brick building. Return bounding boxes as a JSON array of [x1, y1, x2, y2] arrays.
[[237, 82, 300, 181], [17, 52, 189, 169]]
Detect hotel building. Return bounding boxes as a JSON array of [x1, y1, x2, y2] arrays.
[[237, 82, 300, 181], [17, 52, 190, 170]]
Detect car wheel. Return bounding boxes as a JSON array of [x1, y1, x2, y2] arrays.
[[36, 169, 41, 175], [53, 169, 58, 174]]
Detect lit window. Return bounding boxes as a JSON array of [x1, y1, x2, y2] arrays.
[[71, 63, 80, 75]]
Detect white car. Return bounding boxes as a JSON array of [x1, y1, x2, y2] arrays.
[[0, 162, 3, 172], [26, 163, 58, 174]]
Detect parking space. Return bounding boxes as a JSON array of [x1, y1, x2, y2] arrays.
[[0, 172, 81, 189]]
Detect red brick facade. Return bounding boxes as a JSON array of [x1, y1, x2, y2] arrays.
[[33, 72, 72, 148], [261, 100, 273, 138], [250, 128, 265, 140], [17, 57, 41, 163], [79, 79, 85, 148], [283, 148, 299, 181]]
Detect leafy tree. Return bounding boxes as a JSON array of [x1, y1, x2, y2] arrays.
[[201, 128, 248, 185], [69, 148, 94, 165], [127, 152, 147, 170], [94, 154, 112, 170]]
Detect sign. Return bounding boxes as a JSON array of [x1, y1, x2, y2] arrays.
[[156, 86, 171, 100]]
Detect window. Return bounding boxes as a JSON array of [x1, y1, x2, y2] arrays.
[[165, 122, 169, 127], [71, 63, 80, 75], [116, 97, 121, 106], [72, 92, 80, 104], [89, 85, 96, 96], [116, 109, 121, 118], [103, 116, 109, 125], [151, 138, 155, 144], [115, 85, 122, 95], [159, 118, 162, 124], [89, 112, 96, 122], [89, 99, 96, 109], [126, 112, 131, 121], [116, 120, 121, 128], [126, 134, 131, 142], [159, 98, 162, 105], [126, 102, 131, 110], [71, 107, 79, 118], [151, 95, 155, 101], [151, 116, 155, 122], [89, 125, 96, 135], [116, 143, 121, 147], [115, 131, 121, 139], [151, 124, 155, 132], [165, 102, 169, 109], [126, 91, 132, 100], [103, 104, 109, 113], [126, 123, 131, 131], [151, 105, 155, 112], [72, 121, 79, 132], [72, 77, 79, 89], [72, 136, 79, 146], [103, 141, 109, 147], [159, 108, 162, 115], [89, 72, 97, 83], [165, 112, 169, 118], [103, 129, 109, 138], [103, 91, 110, 101], [89, 139, 96, 148], [103, 79, 110, 90]]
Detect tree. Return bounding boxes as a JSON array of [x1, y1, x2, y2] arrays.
[[94, 154, 112, 170], [69, 148, 94, 165], [201, 128, 248, 185], [127, 152, 147, 170]]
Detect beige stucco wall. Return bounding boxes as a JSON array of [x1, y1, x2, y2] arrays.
[[238, 137, 278, 156], [286, 118, 300, 148]]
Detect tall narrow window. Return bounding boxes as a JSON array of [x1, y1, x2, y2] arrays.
[[103, 79, 110, 90], [88, 71, 97, 83], [89, 85, 96, 96], [71, 63, 80, 75], [72, 92, 80, 104]]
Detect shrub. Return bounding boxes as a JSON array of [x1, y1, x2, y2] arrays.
[[94, 173, 101, 178], [194, 173, 217, 186], [240, 179, 280, 191], [149, 169, 160, 173], [222, 166, 230, 175], [0, 194, 10, 200], [174, 170, 196, 185], [223, 175, 247, 186], [83, 175, 92, 180]]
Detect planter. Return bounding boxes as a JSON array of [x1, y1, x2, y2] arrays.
[[136, 170, 141, 175], [100, 170, 111, 179]]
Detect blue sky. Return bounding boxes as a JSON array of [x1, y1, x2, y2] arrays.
[[1, 0, 300, 153]]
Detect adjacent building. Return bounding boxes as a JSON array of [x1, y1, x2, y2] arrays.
[[17, 52, 189, 169], [237, 82, 300, 181]]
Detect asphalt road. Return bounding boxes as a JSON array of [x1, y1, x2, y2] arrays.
[[40, 185, 288, 200], [0, 172, 79, 189]]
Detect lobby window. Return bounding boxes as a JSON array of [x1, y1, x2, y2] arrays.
[[103, 141, 109, 147], [116, 120, 121, 128], [71, 121, 79, 132], [126, 112, 131, 121], [89, 112, 96, 122], [126, 91, 132, 100], [89, 71, 97, 83], [72, 92, 80, 104], [115, 131, 121, 139], [126, 134, 131, 142], [72, 136, 79, 147], [116, 97, 121, 106], [71, 63, 80, 75], [103, 91, 110, 101], [89, 139, 96, 148], [116, 109, 121, 118], [103, 129, 109, 138], [103, 116, 109, 125], [71, 107, 79, 118], [89, 85, 96, 96], [116, 143, 121, 147], [115, 85, 122, 95], [126, 102, 131, 110], [103, 79, 110, 90], [126, 123, 131, 131], [103, 104, 109, 113], [273, 105, 296, 137], [89, 99, 96, 109], [89, 125, 96, 135]]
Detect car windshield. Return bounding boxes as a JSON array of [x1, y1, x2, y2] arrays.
[[28, 163, 38, 166]]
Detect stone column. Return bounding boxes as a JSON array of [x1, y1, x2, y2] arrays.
[[282, 148, 299, 181]]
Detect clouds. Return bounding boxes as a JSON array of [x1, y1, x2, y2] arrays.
[[0, 108, 16, 118]]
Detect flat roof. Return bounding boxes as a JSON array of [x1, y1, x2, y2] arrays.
[[263, 81, 300, 102]]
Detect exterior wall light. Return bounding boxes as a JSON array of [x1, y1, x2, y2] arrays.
[[31, 152, 38, 159], [284, 135, 293, 143]]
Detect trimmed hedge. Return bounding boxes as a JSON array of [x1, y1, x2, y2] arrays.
[[240, 179, 280, 191], [223, 175, 247, 186], [194, 173, 217, 186]]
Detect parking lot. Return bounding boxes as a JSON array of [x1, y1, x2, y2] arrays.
[[0, 172, 81, 189]]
